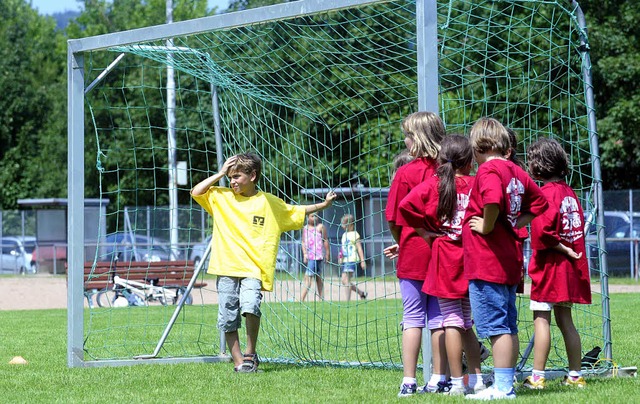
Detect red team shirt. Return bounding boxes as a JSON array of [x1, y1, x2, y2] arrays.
[[462, 159, 548, 286], [399, 175, 475, 298], [385, 157, 438, 280], [528, 181, 591, 304]]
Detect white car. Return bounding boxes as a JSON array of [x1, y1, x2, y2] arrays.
[[1, 236, 38, 274]]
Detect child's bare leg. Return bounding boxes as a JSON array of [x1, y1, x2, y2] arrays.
[[341, 272, 351, 301], [444, 327, 464, 377], [462, 328, 482, 374], [554, 306, 581, 371], [402, 327, 422, 378], [315, 275, 324, 299], [244, 313, 260, 356], [490, 333, 519, 368], [301, 274, 312, 301], [349, 282, 365, 298], [431, 328, 448, 375], [533, 311, 552, 371], [225, 330, 244, 367]]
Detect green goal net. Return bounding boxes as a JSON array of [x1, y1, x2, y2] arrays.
[[69, 0, 611, 374]]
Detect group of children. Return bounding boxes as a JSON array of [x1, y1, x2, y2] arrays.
[[385, 112, 591, 399], [189, 114, 592, 397]]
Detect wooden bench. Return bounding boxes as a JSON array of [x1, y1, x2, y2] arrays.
[[75, 260, 207, 306]]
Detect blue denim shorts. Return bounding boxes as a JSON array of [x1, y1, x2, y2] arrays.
[[216, 276, 262, 333], [306, 260, 324, 276], [468, 280, 518, 338], [342, 262, 357, 273]]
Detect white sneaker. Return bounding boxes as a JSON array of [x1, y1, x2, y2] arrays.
[[465, 386, 516, 400], [447, 385, 467, 396], [468, 384, 487, 394]]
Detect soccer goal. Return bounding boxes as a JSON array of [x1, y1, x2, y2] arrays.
[[68, 0, 612, 375]]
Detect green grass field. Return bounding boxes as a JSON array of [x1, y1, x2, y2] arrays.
[[0, 293, 638, 403]]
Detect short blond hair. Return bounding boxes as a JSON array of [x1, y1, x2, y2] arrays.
[[469, 117, 510, 155], [401, 111, 445, 158], [229, 152, 262, 182]]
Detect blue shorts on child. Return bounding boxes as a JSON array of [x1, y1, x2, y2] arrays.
[[468, 280, 518, 338]]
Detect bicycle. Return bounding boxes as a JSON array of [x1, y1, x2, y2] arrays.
[[95, 274, 193, 308]]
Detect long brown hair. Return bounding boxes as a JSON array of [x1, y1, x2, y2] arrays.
[[436, 135, 473, 223]]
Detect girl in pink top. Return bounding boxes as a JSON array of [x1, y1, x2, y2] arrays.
[[300, 213, 329, 301]]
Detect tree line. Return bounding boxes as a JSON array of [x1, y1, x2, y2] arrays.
[[0, 0, 637, 210]]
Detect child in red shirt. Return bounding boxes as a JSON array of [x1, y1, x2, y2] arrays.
[[522, 138, 591, 390], [399, 135, 486, 395], [383, 111, 446, 396], [463, 118, 548, 400]]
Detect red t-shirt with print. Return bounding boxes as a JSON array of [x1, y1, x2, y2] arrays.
[[385, 157, 437, 280], [462, 159, 548, 285], [399, 175, 474, 298]]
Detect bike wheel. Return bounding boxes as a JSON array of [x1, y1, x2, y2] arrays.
[[174, 287, 193, 305], [96, 289, 119, 307]]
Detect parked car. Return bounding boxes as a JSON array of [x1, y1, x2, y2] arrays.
[[1, 236, 38, 274], [102, 233, 181, 262], [586, 211, 640, 276], [30, 244, 67, 274]]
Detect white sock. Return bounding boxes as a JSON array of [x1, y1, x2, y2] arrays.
[[568, 370, 582, 379], [451, 376, 464, 389], [532, 369, 545, 380], [402, 377, 417, 385], [428, 373, 445, 386]]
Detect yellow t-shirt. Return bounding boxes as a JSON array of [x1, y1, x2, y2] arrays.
[[192, 186, 306, 291]]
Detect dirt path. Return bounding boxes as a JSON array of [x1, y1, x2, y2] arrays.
[[1, 275, 638, 311]]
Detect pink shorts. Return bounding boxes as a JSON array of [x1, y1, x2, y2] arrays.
[[429, 297, 474, 330]]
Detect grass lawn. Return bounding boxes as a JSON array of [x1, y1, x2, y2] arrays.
[[0, 294, 638, 403]]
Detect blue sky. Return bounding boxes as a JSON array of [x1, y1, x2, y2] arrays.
[[30, 0, 230, 15]]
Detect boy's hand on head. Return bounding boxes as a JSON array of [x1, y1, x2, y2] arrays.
[[220, 155, 238, 175]]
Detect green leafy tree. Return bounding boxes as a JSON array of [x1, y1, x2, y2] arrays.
[[580, 0, 640, 189], [0, 0, 67, 209]]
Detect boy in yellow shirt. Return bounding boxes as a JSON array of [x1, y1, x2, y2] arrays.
[[192, 152, 336, 372]]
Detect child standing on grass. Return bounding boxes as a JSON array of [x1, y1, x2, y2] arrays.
[[300, 213, 329, 302], [383, 111, 448, 397], [339, 213, 367, 301], [523, 138, 591, 389], [399, 135, 487, 396], [191, 152, 336, 372], [462, 118, 548, 400]]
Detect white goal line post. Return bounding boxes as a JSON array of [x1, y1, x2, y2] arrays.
[[67, 0, 441, 368]]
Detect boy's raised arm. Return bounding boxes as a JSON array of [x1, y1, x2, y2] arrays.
[[191, 155, 238, 195], [304, 191, 337, 214]]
